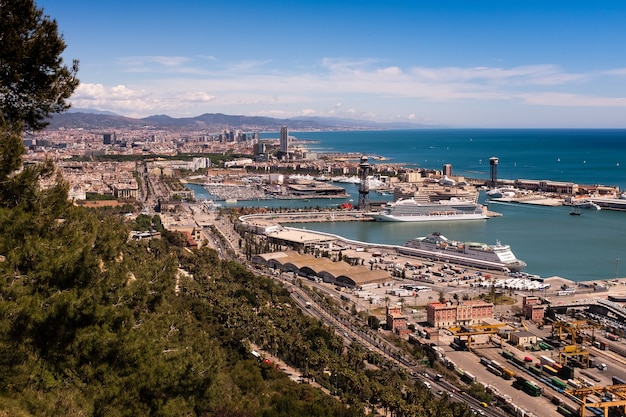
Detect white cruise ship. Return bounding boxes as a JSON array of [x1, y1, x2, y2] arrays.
[[403, 232, 527, 271], [370, 198, 487, 222]]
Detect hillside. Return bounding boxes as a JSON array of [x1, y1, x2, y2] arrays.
[[0, 183, 476, 416], [45, 111, 431, 131]]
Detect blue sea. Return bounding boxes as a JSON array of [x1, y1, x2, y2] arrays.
[[191, 129, 626, 282]]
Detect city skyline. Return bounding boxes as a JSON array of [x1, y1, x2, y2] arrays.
[[38, 0, 626, 128]]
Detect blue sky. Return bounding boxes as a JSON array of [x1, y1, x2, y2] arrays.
[[38, 0, 626, 127]]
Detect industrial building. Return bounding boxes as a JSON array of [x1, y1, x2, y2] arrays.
[[251, 251, 392, 289]]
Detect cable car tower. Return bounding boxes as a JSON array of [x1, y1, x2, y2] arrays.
[[358, 155, 370, 211], [489, 157, 499, 188]]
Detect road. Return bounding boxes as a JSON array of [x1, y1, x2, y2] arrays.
[[197, 210, 514, 416]]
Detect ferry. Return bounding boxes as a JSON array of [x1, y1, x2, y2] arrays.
[[402, 232, 527, 272], [369, 198, 487, 222]]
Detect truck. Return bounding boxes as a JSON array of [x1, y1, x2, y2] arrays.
[[606, 332, 619, 341]]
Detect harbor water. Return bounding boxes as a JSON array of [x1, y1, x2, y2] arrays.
[[187, 129, 626, 282]]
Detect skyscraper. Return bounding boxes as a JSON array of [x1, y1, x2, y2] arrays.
[[279, 126, 289, 153]]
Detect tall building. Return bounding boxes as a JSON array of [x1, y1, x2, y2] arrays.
[[279, 126, 289, 153], [358, 156, 370, 211], [253, 142, 267, 156]]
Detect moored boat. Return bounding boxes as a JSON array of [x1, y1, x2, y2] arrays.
[[369, 198, 487, 222], [402, 232, 527, 271]]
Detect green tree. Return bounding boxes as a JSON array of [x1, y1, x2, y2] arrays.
[[0, 0, 79, 132], [0, 0, 79, 209]]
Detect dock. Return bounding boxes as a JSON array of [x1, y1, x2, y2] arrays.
[[489, 195, 564, 206]]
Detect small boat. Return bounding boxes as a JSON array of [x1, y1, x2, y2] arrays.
[[570, 208, 582, 216]]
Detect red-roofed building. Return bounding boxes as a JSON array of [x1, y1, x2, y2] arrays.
[[386, 306, 410, 335], [426, 300, 494, 328], [522, 296, 545, 322]]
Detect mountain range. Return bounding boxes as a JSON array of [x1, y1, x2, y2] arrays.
[[45, 109, 433, 131]]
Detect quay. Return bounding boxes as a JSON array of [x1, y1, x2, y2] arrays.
[[489, 195, 563, 206], [240, 212, 522, 275]]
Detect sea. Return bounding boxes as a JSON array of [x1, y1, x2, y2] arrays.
[[188, 129, 626, 283]]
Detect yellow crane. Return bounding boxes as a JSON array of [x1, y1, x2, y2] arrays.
[[551, 320, 598, 367], [448, 323, 505, 350], [565, 385, 626, 417]]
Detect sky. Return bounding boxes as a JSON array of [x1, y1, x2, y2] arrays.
[[36, 0, 626, 128]]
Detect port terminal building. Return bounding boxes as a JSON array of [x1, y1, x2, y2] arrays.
[[251, 251, 392, 289]]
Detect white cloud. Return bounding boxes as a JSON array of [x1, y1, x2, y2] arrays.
[[179, 91, 216, 103], [520, 92, 626, 107], [603, 68, 626, 76], [71, 60, 626, 121]]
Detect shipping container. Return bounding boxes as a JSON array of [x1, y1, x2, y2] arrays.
[[480, 357, 492, 367], [559, 365, 574, 380], [522, 380, 542, 397], [557, 405, 575, 417], [461, 371, 476, 384], [502, 368, 515, 380], [540, 355, 556, 366], [612, 376, 626, 385], [567, 379, 582, 389], [551, 377, 568, 390], [543, 365, 559, 376], [487, 365, 503, 377]]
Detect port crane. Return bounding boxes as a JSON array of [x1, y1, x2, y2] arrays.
[[565, 385, 626, 417], [448, 323, 507, 351], [551, 320, 598, 367]]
